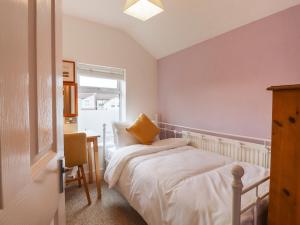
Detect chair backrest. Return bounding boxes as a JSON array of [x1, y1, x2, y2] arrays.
[[64, 133, 87, 168]]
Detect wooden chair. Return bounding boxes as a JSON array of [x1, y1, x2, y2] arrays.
[[64, 133, 91, 205]]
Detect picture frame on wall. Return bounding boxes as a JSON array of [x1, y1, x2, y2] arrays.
[[63, 60, 75, 83]]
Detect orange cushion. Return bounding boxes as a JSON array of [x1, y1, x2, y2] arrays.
[[126, 113, 160, 145]]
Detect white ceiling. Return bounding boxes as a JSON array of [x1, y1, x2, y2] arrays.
[[63, 0, 300, 59]]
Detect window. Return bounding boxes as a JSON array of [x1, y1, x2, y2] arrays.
[[80, 94, 96, 110], [79, 76, 118, 89], [77, 63, 126, 145]]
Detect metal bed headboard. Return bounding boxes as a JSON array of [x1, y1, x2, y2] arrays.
[[158, 122, 271, 169]]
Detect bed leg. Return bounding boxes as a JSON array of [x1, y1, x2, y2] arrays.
[[254, 197, 261, 225], [232, 165, 244, 225]]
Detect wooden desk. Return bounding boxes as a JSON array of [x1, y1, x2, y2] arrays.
[[86, 133, 101, 199]]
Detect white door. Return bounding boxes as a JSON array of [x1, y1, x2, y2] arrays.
[[0, 0, 65, 225]]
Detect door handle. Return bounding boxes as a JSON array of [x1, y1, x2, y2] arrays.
[[58, 158, 66, 193]]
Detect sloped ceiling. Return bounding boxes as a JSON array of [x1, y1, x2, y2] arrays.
[[63, 0, 300, 59]]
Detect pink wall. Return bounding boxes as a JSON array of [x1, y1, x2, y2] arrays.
[[158, 5, 300, 139]]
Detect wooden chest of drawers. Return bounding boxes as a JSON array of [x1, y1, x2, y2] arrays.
[[268, 84, 300, 225]]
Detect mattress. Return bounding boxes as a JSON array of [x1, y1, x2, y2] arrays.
[[104, 139, 270, 225]]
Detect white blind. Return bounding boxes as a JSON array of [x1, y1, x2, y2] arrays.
[[77, 63, 125, 81]]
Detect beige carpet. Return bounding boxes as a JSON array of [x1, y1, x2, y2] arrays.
[[65, 183, 147, 225]]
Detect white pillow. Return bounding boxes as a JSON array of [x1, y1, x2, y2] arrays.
[[112, 122, 139, 148], [152, 138, 189, 148]]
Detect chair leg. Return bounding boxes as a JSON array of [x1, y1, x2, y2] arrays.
[[77, 167, 82, 188], [79, 165, 91, 205]]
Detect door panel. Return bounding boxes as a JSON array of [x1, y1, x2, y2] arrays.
[[0, 155, 60, 225], [0, 0, 65, 224], [0, 0, 31, 208], [36, 0, 54, 158]]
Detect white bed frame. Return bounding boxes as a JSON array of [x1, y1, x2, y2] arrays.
[[102, 122, 271, 225], [159, 122, 271, 225]]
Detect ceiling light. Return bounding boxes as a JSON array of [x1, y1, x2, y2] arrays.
[[124, 0, 164, 21]]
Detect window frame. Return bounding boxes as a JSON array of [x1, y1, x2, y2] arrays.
[[77, 64, 126, 123]]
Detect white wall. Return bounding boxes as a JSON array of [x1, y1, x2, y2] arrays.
[[63, 15, 158, 123]]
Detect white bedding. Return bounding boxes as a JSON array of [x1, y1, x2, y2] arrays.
[[104, 141, 269, 225], [105, 145, 118, 162]]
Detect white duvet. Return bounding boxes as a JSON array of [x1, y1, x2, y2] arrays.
[[104, 140, 269, 225]]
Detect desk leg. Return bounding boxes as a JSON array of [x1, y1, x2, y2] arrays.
[[93, 139, 101, 199], [87, 142, 93, 184]]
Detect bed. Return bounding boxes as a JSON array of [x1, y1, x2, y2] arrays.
[[102, 122, 271, 225]]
